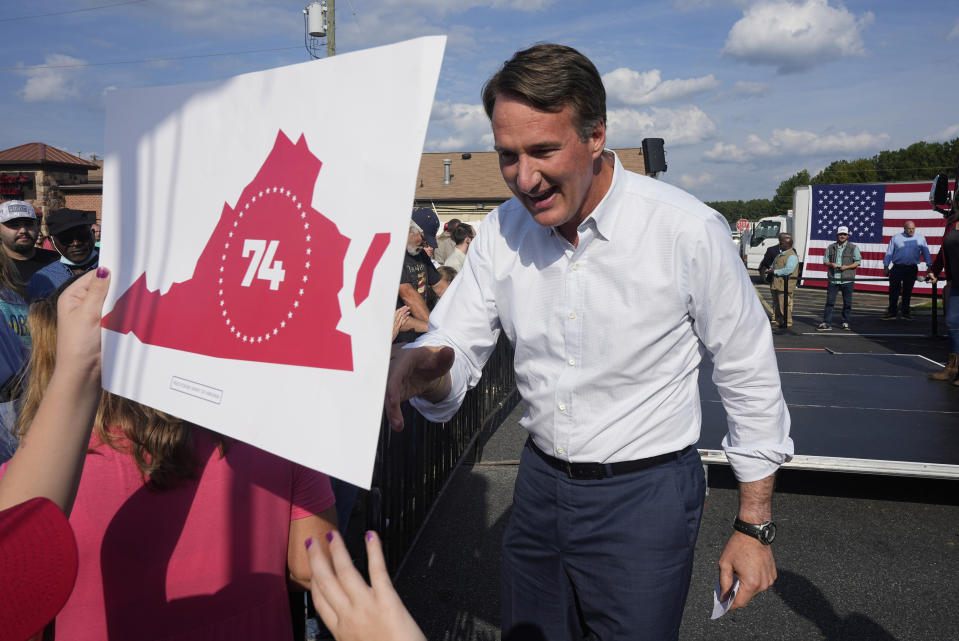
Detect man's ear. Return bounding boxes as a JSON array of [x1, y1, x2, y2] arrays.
[[589, 120, 607, 157]]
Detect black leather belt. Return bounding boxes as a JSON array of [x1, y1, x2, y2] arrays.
[[528, 439, 692, 480]]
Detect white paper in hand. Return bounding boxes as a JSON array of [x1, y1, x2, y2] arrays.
[[711, 574, 741, 620]]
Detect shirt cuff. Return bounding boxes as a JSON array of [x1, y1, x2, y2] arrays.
[[722, 437, 794, 483]]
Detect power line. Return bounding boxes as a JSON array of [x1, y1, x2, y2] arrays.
[[0, 0, 148, 23], [0, 46, 304, 73], [813, 165, 954, 176]]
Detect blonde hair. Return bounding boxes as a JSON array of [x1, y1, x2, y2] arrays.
[[16, 289, 227, 490]]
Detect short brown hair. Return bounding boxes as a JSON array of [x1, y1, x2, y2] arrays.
[[482, 43, 606, 141]]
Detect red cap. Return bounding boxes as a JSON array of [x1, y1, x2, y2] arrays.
[[0, 497, 78, 641]]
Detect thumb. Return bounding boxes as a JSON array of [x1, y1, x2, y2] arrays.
[[718, 563, 734, 601], [421, 346, 455, 380], [83, 267, 111, 319]]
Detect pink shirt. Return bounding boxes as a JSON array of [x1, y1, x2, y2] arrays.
[[4, 429, 334, 640]]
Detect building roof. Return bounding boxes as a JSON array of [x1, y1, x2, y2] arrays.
[[0, 143, 98, 169], [414, 148, 649, 202]]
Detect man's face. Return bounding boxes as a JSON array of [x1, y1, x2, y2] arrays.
[[836, 232, 849, 243], [780, 235, 792, 249], [0, 218, 39, 253], [492, 94, 605, 234], [904, 222, 915, 237], [407, 228, 423, 255], [52, 225, 93, 264]]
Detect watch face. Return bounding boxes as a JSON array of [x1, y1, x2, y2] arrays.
[[759, 522, 777, 545]]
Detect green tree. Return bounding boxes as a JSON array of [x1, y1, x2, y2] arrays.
[[812, 158, 877, 185], [772, 169, 810, 213], [706, 199, 775, 222], [807, 138, 958, 185]]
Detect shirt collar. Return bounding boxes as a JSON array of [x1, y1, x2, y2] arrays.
[[578, 149, 621, 242], [544, 149, 621, 244]]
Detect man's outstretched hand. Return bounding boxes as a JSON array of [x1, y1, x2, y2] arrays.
[[384, 345, 454, 431]]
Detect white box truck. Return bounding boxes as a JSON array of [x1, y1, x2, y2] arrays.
[[738, 191, 814, 272]]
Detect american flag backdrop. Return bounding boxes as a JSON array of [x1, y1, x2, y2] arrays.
[[800, 181, 955, 294]]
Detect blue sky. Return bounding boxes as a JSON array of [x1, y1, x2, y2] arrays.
[[2, 0, 957, 203]]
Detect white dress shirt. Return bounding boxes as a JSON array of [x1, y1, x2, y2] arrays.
[[411, 151, 793, 482]]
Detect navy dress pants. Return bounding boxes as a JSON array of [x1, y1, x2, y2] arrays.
[[501, 442, 706, 641]]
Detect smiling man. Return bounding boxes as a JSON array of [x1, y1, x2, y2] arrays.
[[0, 200, 59, 283], [385, 44, 793, 640], [27, 208, 99, 300]]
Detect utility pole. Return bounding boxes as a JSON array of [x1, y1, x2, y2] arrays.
[[327, 0, 335, 57], [304, 1, 334, 60]]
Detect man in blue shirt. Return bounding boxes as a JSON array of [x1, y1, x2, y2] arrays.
[[27, 208, 99, 301], [881, 220, 931, 320]]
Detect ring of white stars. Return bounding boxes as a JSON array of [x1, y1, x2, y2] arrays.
[[218, 185, 312, 345]]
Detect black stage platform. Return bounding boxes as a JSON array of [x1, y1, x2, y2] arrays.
[[697, 349, 959, 478]]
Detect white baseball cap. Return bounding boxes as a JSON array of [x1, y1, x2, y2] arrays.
[[836, 225, 849, 235], [0, 200, 37, 224]]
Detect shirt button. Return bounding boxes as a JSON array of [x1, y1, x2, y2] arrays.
[[568, 312, 576, 319], [568, 358, 576, 365], [572, 263, 579, 271], [558, 403, 566, 411], [556, 447, 565, 455]]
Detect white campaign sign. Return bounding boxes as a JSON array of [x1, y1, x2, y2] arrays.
[[100, 37, 447, 488]]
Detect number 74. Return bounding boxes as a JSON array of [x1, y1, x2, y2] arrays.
[[241, 239, 286, 290]]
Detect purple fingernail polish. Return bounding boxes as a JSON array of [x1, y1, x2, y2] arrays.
[[325, 531, 334, 543], [305, 538, 313, 549], [96, 267, 109, 279], [366, 531, 374, 542]]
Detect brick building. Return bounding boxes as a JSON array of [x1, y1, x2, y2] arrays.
[[0, 142, 101, 224]]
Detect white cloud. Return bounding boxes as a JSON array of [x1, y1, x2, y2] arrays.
[[710, 80, 771, 102], [147, 0, 306, 35], [926, 124, 959, 142], [424, 101, 494, 151], [703, 141, 750, 163], [607, 105, 718, 146], [423, 101, 718, 151], [17, 54, 86, 102], [948, 19, 959, 40], [603, 68, 719, 106], [672, 0, 752, 9], [679, 172, 716, 189], [722, 0, 874, 73], [150, 0, 550, 40], [704, 127, 889, 162]]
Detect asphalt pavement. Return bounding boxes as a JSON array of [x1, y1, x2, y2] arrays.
[[394, 280, 959, 641]]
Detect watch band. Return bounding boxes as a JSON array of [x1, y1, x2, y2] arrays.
[[733, 518, 776, 545]]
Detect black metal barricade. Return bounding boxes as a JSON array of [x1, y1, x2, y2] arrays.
[[365, 334, 517, 577], [292, 335, 517, 639]]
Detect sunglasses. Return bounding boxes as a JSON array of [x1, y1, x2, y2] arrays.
[[53, 226, 92, 244]]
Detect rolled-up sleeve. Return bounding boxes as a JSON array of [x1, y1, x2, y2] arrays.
[[686, 212, 794, 482]]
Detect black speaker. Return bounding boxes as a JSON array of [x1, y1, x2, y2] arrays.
[[642, 138, 667, 175], [930, 173, 950, 207]]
